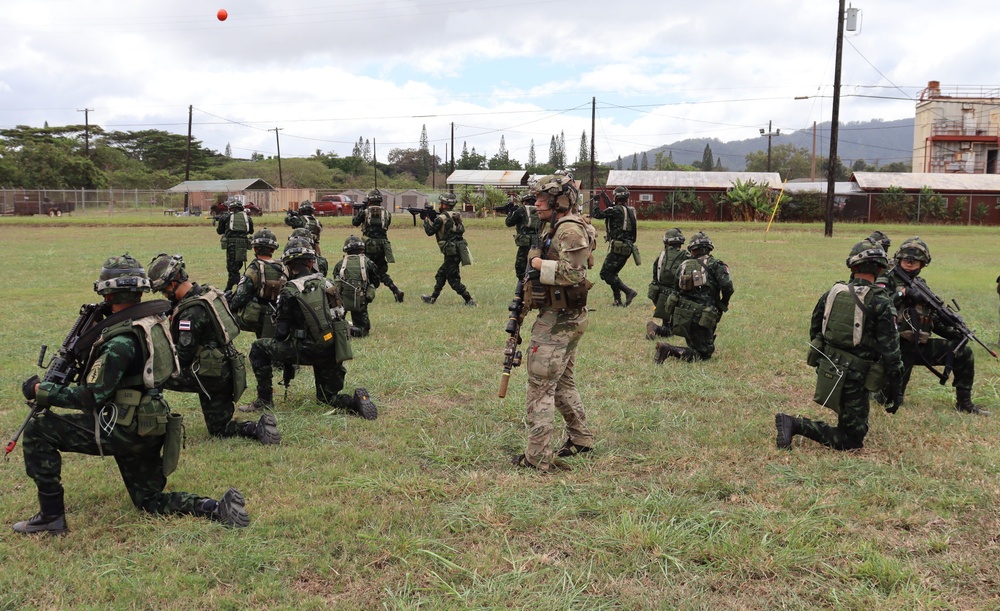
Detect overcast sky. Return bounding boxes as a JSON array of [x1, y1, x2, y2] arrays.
[[2, 1, 997, 166]]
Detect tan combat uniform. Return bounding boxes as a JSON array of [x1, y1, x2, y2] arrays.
[[523, 213, 597, 470]]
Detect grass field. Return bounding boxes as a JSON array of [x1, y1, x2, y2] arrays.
[[1, 216, 998, 609]]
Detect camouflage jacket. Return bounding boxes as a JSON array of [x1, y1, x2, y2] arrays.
[[677, 255, 734, 312], [216, 211, 253, 240], [230, 257, 287, 314], [591, 203, 637, 243], [352, 206, 392, 240], [537, 213, 597, 288], [170, 283, 231, 371], [878, 269, 963, 341]]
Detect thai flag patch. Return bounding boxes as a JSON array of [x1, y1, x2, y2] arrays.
[[178, 320, 192, 331]]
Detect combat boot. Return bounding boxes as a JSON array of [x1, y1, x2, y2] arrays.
[[654, 342, 685, 364], [612, 288, 623, 307], [238, 388, 274, 413], [349, 388, 377, 420], [13, 490, 67, 535], [556, 438, 593, 458], [393, 288, 405, 303], [622, 286, 638, 307], [194, 488, 250, 528], [956, 388, 990, 416], [421, 293, 438, 304], [646, 321, 662, 340], [349, 326, 366, 338], [463, 293, 477, 307], [245, 413, 281, 445], [775, 413, 798, 450]]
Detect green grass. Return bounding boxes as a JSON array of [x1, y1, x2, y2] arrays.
[[1, 219, 999, 608]]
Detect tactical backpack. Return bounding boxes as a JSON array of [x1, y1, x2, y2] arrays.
[[677, 256, 709, 291], [228, 210, 249, 236], [821, 282, 873, 350], [336, 254, 375, 312], [363, 206, 390, 234], [95, 314, 179, 390], [285, 274, 338, 347]]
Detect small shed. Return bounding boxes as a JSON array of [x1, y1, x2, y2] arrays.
[[167, 178, 276, 212]]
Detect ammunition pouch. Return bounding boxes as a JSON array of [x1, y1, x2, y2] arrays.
[[227, 347, 247, 403], [806, 337, 824, 368], [647, 283, 661, 304], [631, 244, 641, 266], [383, 241, 395, 264], [610, 239, 633, 257], [366, 284, 377, 303], [237, 301, 262, 331], [864, 361, 886, 392], [162, 412, 184, 477], [195, 347, 226, 378], [332, 319, 354, 362], [219, 234, 228, 250], [134, 394, 169, 437], [457, 240, 473, 266], [524, 279, 591, 310], [697, 306, 720, 329], [655, 292, 679, 321], [438, 240, 458, 256], [812, 346, 873, 413]]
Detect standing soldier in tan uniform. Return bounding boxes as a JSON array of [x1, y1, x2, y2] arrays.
[[512, 174, 597, 472]]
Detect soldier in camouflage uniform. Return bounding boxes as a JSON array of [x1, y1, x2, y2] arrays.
[[654, 231, 734, 362], [332, 235, 381, 337], [148, 253, 280, 445], [284, 200, 323, 255], [14, 254, 248, 534], [289, 228, 328, 276], [646, 228, 689, 340], [215, 199, 254, 292], [504, 192, 542, 282], [591, 185, 639, 306], [241, 238, 377, 419], [878, 237, 987, 415], [352, 188, 404, 302], [512, 174, 598, 473], [776, 242, 903, 451], [228, 228, 287, 339], [420, 193, 476, 306], [866, 230, 891, 252]]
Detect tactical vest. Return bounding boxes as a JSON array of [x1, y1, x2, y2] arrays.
[[305, 215, 322, 241], [91, 314, 179, 390], [526, 215, 595, 310], [285, 273, 337, 346], [228, 210, 249, 236], [250, 259, 287, 301], [898, 300, 933, 343], [363, 206, 390, 237], [436, 211, 464, 242], [605, 205, 637, 242], [515, 205, 541, 246], [821, 282, 873, 350], [678, 256, 710, 291], [336, 254, 370, 312], [655, 248, 687, 289], [177, 287, 242, 347]]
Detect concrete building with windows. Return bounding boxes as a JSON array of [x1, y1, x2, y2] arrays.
[[913, 81, 1000, 174]]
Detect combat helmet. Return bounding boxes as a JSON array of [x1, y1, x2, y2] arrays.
[[251, 228, 279, 252], [530, 173, 579, 212], [846, 241, 889, 273], [343, 235, 365, 254], [290, 227, 315, 246], [663, 228, 685, 246], [867, 230, 891, 252], [367, 189, 383, 205], [687, 231, 714, 254], [613, 186, 630, 202], [147, 253, 188, 292], [227, 198, 243, 211], [520, 191, 537, 205], [438, 193, 458, 208], [894, 236, 931, 266], [298, 200, 315, 215], [282, 236, 316, 266], [94, 253, 151, 302]]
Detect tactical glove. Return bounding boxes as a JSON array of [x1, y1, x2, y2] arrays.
[[882, 376, 902, 414], [525, 269, 541, 283], [22, 374, 40, 401], [223, 290, 234, 304]]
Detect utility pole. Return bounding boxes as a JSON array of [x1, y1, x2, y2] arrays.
[[760, 120, 779, 173], [432, 145, 436, 190], [271, 128, 284, 188], [811, 121, 817, 181], [450, 122, 455, 193], [824, 0, 847, 237], [77, 108, 93, 156], [589, 97, 596, 194], [184, 105, 193, 212]]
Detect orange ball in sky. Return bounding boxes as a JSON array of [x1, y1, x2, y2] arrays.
[[217, 9, 228, 21]]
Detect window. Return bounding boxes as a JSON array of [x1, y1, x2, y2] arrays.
[[639, 194, 653, 202]]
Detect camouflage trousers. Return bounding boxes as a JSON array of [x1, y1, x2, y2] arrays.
[[433, 255, 467, 297], [524, 308, 594, 470], [249, 338, 349, 407], [900, 338, 974, 394], [346, 305, 371, 336], [673, 300, 718, 360], [599, 251, 631, 295], [225, 242, 249, 291], [514, 244, 531, 284], [797, 370, 869, 450], [21, 408, 207, 514], [368, 248, 399, 293], [165, 368, 251, 439]]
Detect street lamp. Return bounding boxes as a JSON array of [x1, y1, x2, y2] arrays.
[[760, 121, 780, 173]]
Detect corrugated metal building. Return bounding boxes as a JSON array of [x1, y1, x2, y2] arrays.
[[606, 170, 782, 220]]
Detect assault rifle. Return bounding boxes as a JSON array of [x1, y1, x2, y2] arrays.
[[405, 206, 438, 226], [590, 178, 613, 217], [494, 202, 518, 216], [498, 279, 527, 398], [351, 200, 368, 212]]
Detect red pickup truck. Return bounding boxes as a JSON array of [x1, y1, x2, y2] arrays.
[[312, 194, 355, 216]]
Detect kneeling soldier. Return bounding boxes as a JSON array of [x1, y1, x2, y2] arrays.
[[332, 235, 381, 337]]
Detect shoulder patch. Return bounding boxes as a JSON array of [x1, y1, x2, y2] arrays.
[[178, 320, 192, 331]]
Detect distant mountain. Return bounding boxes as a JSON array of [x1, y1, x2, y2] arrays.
[[617, 118, 914, 170]]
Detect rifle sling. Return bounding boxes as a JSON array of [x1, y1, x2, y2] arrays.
[[75, 299, 173, 360]]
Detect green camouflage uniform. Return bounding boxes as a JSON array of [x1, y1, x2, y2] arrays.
[[163, 283, 253, 439], [352, 205, 402, 297], [522, 213, 597, 471], [591, 201, 638, 303], [424, 210, 473, 302], [793, 278, 902, 449], [23, 307, 211, 515], [879, 269, 976, 398], [332, 253, 381, 336], [505, 203, 541, 282], [669, 255, 734, 360], [229, 257, 287, 339], [248, 270, 353, 409], [216, 208, 254, 291], [285, 212, 323, 254]]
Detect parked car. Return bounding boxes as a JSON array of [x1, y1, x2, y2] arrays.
[[312, 194, 355, 216]]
